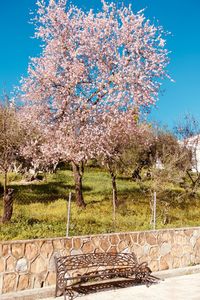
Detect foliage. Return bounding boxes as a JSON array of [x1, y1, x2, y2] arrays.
[[147, 129, 190, 187], [122, 127, 190, 182], [0, 96, 23, 175]]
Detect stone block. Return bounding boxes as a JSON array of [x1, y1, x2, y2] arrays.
[[118, 233, 125, 241], [172, 257, 181, 268], [192, 229, 200, 238], [194, 255, 200, 265], [65, 239, 73, 252], [160, 242, 171, 256], [160, 253, 173, 270], [130, 233, 138, 244], [2, 273, 17, 293], [143, 244, 150, 255], [0, 274, 3, 293], [46, 271, 56, 285], [33, 275, 43, 288], [131, 244, 143, 258], [57, 249, 68, 257], [94, 248, 104, 253], [118, 240, 129, 252], [138, 232, 146, 246], [108, 246, 118, 253], [17, 274, 29, 291], [138, 256, 149, 264], [123, 234, 132, 244], [174, 234, 187, 245], [182, 244, 193, 255], [99, 238, 110, 252], [82, 241, 94, 253], [190, 236, 197, 247], [31, 256, 47, 274], [25, 243, 38, 261], [148, 260, 159, 272], [2, 244, 10, 257], [73, 238, 81, 250], [48, 254, 57, 272], [12, 243, 24, 259], [181, 254, 191, 267], [158, 231, 172, 244], [145, 233, 157, 245], [171, 244, 183, 258], [6, 256, 16, 272], [194, 237, 200, 248], [160, 254, 172, 270], [194, 245, 200, 259], [122, 247, 130, 254], [91, 237, 101, 248], [41, 242, 53, 259], [0, 257, 5, 272], [149, 246, 159, 260], [70, 249, 83, 255], [53, 239, 64, 250], [16, 258, 28, 272], [109, 235, 120, 246], [184, 229, 194, 237]]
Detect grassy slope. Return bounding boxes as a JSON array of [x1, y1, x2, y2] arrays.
[[0, 168, 200, 241]]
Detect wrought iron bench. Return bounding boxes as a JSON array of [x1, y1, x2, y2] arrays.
[[55, 252, 160, 300]]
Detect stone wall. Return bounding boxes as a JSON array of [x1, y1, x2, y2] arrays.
[[1, 227, 200, 295]]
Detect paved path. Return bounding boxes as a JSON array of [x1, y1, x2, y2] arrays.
[[42, 273, 200, 300]]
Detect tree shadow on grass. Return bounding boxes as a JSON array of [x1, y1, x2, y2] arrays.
[[9, 182, 72, 204], [117, 176, 132, 181], [86, 198, 111, 205], [9, 181, 93, 204]]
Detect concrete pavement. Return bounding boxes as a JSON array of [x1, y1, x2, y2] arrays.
[[42, 272, 200, 300]]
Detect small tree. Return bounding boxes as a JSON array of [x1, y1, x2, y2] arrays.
[[98, 110, 149, 208], [97, 111, 131, 226], [144, 128, 190, 227], [0, 95, 24, 223], [175, 114, 200, 192]]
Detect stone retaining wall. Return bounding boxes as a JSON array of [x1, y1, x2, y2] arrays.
[[1, 227, 200, 295]]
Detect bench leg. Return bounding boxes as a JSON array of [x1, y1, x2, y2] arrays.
[[65, 288, 74, 300], [55, 285, 58, 298], [55, 284, 62, 297]]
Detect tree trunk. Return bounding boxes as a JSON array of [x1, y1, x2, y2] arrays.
[[110, 171, 118, 208], [2, 171, 14, 223], [3, 170, 7, 200], [186, 170, 200, 192], [132, 167, 142, 180], [193, 174, 200, 191], [72, 162, 86, 208]]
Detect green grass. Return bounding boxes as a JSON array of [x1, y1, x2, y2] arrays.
[[0, 168, 200, 241]]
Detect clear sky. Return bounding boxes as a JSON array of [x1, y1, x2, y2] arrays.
[[0, 0, 200, 127]]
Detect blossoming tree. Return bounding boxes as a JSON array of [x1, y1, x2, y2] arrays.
[[21, 0, 170, 207]]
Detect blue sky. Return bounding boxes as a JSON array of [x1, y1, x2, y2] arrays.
[[0, 0, 200, 127]]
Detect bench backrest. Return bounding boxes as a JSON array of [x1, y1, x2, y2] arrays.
[[55, 252, 138, 272]]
